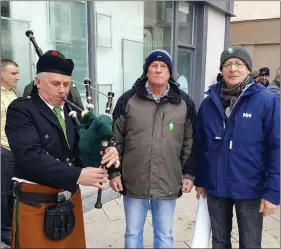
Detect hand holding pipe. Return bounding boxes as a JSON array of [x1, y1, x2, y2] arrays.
[[94, 91, 115, 209]]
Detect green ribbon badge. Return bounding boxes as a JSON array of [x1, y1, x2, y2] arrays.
[[228, 48, 234, 54], [168, 120, 174, 131]]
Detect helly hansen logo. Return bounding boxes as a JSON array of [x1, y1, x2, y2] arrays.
[[243, 113, 252, 118]]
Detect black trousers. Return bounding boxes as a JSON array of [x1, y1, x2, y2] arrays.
[[207, 195, 263, 249], [1, 147, 15, 240]]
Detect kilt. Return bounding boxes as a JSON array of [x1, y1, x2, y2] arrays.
[[11, 182, 86, 248]]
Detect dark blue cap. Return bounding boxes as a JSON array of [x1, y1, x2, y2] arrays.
[[144, 49, 173, 75]]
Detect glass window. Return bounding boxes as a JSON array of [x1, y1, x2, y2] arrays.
[[9, 1, 31, 21], [122, 39, 144, 92], [49, 1, 89, 106], [177, 49, 193, 94], [121, 1, 173, 93], [96, 13, 112, 48], [49, 2, 71, 43], [0, 18, 32, 94], [178, 2, 195, 45], [1, 1, 10, 17], [144, 1, 173, 57], [95, 1, 173, 105]]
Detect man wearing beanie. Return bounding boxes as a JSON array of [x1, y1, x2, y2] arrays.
[[195, 46, 280, 248], [268, 67, 280, 98], [109, 49, 197, 248], [258, 67, 270, 87], [5, 50, 120, 248]]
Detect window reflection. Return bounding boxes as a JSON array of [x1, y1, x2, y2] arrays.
[[177, 50, 192, 94], [49, 1, 89, 106], [0, 18, 31, 94], [144, 1, 173, 57], [178, 2, 195, 45]]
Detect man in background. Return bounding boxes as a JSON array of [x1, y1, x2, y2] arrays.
[[250, 68, 260, 82], [268, 67, 280, 98], [258, 67, 270, 87], [1, 59, 20, 246]]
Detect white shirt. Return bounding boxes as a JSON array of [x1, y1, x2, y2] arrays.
[[39, 93, 65, 119]]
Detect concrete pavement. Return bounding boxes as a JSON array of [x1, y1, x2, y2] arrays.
[[84, 188, 280, 248], [2, 187, 279, 248]]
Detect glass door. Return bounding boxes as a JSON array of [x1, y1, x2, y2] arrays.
[[177, 48, 193, 95]]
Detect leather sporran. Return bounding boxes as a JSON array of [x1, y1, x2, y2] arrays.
[[44, 201, 75, 240]]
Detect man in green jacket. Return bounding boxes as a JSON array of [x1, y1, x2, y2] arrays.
[[109, 50, 197, 248]]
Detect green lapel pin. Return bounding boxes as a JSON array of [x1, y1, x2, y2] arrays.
[[168, 120, 174, 131]]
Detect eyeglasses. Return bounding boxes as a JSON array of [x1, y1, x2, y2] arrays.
[[223, 62, 245, 69]]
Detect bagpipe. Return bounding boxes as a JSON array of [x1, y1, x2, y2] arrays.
[[26, 30, 115, 209]]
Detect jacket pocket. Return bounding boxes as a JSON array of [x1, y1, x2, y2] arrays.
[[204, 138, 221, 155], [201, 149, 218, 190], [230, 146, 263, 173]]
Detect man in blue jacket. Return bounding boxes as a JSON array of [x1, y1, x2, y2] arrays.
[[195, 46, 280, 249]]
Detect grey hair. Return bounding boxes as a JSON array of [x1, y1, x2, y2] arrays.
[[36, 72, 46, 79], [34, 72, 46, 86]]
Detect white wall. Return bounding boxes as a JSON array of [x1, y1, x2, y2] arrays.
[[95, 1, 144, 102], [231, 1, 280, 22], [204, 7, 226, 91]]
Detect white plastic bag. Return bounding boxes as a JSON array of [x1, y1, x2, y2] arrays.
[[191, 196, 211, 248]]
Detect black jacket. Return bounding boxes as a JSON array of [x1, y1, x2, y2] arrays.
[[5, 93, 83, 192]]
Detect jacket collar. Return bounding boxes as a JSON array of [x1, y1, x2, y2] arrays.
[[206, 77, 263, 99], [1, 86, 21, 97], [32, 92, 75, 151], [205, 77, 264, 120], [133, 76, 181, 105]]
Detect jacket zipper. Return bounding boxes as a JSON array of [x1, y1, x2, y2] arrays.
[[210, 83, 253, 149], [210, 91, 226, 131], [228, 84, 252, 117], [149, 104, 160, 199], [228, 83, 253, 149], [162, 112, 165, 138]]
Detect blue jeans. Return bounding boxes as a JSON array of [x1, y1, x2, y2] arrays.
[[123, 196, 176, 248], [207, 195, 263, 249]]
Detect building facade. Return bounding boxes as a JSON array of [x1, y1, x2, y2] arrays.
[[230, 1, 280, 82], [1, 1, 233, 112]]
